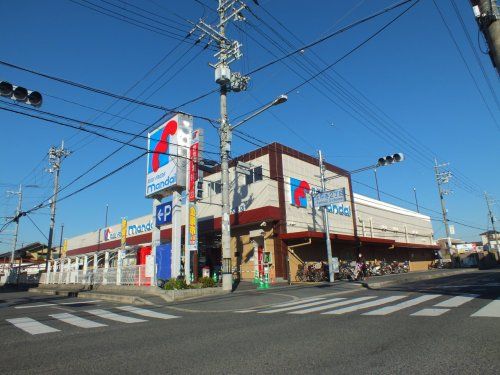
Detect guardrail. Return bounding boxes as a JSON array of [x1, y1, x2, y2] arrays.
[[43, 265, 150, 286]]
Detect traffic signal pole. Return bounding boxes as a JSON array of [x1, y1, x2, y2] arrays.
[[318, 150, 334, 283]]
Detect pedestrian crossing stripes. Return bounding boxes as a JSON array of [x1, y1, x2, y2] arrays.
[[49, 313, 107, 328], [116, 306, 179, 320], [471, 298, 500, 318], [239, 293, 500, 318], [289, 296, 376, 315], [6, 317, 60, 335], [6, 307, 181, 336], [363, 295, 441, 316], [322, 295, 407, 315], [86, 309, 148, 323]]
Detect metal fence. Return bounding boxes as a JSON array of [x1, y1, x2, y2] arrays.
[[43, 265, 150, 286]]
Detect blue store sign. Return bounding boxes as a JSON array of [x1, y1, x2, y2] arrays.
[[155, 199, 173, 227]]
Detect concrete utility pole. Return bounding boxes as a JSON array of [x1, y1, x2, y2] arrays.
[[318, 151, 334, 283], [7, 185, 22, 266], [471, 0, 500, 73], [58, 223, 64, 259], [434, 159, 453, 254], [45, 141, 70, 273], [196, 0, 249, 291], [373, 169, 381, 200], [484, 192, 498, 251]]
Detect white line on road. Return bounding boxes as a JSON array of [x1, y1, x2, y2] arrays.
[[289, 296, 376, 315], [363, 294, 442, 316], [116, 306, 179, 320], [471, 298, 500, 318], [59, 300, 101, 306], [234, 310, 257, 313], [49, 313, 107, 328], [15, 303, 56, 309], [411, 308, 450, 316], [15, 300, 102, 309], [434, 294, 479, 308], [265, 297, 326, 309], [322, 295, 407, 315], [86, 309, 147, 323], [7, 317, 60, 335], [259, 298, 344, 314]]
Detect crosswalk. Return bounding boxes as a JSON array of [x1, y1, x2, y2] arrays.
[[236, 294, 500, 318], [6, 306, 181, 336]]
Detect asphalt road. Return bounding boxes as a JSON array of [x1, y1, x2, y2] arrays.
[[0, 270, 499, 374]]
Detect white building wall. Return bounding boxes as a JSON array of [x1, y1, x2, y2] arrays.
[[354, 193, 434, 245], [281, 154, 355, 236]]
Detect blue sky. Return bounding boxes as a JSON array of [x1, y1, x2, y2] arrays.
[[0, 0, 498, 252]]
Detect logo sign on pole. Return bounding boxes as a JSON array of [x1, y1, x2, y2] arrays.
[[146, 114, 193, 198], [187, 202, 198, 251], [332, 257, 339, 273], [121, 218, 127, 247], [189, 129, 203, 202], [156, 198, 173, 227], [314, 187, 346, 208]]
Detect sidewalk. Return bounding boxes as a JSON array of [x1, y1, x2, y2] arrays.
[[360, 268, 478, 289]]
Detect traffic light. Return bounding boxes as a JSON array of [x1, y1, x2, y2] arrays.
[[195, 179, 204, 200], [377, 153, 404, 167], [0, 81, 43, 107]]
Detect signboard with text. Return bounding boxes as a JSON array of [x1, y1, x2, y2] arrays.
[[188, 129, 203, 202], [146, 114, 193, 197], [187, 202, 198, 251], [314, 187, 346, 208]]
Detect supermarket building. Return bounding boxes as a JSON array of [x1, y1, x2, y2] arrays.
[[65, 142, 438, 282]]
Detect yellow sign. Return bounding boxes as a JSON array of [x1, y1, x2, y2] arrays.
[[62, 239, 68, 257], [188, 203, 197, 250], [121, 218, 127, 247]]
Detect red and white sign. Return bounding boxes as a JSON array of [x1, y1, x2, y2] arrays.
[[188, 129, 203, 202]]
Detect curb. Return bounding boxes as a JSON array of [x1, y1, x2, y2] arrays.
[[361, 269, 477, 289]]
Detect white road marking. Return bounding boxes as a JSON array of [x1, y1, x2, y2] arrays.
[[15, 300, 101, 309], [265, 297, 326, 309], [49, 313, 107, 328], [234, 310, 257, 313], [59, 300, 101, 306], [116, 306, 179, 320], [363, 294, 442, 316], [7, 317, 60, 335], [289, 296, 376, 315], [86, 309, 147, 323], [259, 298, 345, 314], [471, 298, 500, 318], [434, 294, 479, 308], [411, 308, 450, 316], [322, 295, 407, 315], [15, 303, 56, 309]]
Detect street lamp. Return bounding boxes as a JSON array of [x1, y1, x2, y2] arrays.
[[219, 94, 288, 291], [231, 94, 288, 130]]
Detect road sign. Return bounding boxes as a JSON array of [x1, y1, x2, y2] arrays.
[[314, 187, 346, 208], [155, 200, 173, 227]]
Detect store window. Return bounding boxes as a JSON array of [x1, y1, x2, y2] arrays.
[[245, 166, 263, 185], [208, 181, 222, 196]]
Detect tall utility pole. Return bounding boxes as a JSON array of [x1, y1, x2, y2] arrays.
[[196, 0, 249, 291], [318, 151, 334, 283], [484, 192, 498, 251], [434, 159, 452, 254], [470, 0, 500, 73], [7, 184, 22, 266], [45, 141, 70, 272], [58, 223, 64, 259]]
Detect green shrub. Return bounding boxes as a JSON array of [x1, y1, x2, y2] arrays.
[[199, 277, 216, 288], [163, 278, 188, 290]]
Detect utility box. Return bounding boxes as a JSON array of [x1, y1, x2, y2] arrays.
[[215, 66, 231, 85]]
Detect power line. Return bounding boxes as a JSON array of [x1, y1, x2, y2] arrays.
[[431, 0, 499, 130], [0, 59, 213, 121]]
